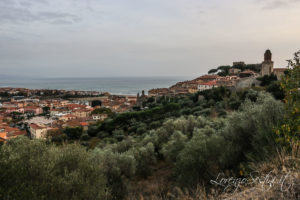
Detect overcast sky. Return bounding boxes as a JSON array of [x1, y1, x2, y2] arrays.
[[0, 0, 299, 78]]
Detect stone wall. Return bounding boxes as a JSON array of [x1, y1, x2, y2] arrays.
[[235, 76, 261, 90]]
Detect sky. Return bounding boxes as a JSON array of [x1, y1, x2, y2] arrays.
[[0, 0, 300, 78]]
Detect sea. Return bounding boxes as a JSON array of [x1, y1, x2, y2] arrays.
[[0, 76, 193, 95]]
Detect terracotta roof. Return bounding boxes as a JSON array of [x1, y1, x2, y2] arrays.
[[199, 80, 218, 86], [63, 114, 76, 118], [30, 123, 45, 130], [80, 122, 88, 126], [13, 130, 26, 136], [0, 132, 7, 139], [25, 106, 40, 109]]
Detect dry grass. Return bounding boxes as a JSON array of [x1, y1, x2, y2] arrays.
[[128, 142, 300, 200], [225, 142, 300, 200]]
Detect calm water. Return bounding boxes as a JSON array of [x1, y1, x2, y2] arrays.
[[0, 77, 192, 95]]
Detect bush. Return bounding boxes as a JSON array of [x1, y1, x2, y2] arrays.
[[130, 142, 156, 178], [0, 137, 106, 200], [221, 92, 284, 171], [161, 131, 187, 162], [64, 127, 83, 140], [174, 128, 225, 186], [267, 81, 285, 100], [93, 148, 136, 200], [80, 133, 91, 141]]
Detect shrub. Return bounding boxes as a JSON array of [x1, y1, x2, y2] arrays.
[[174, 128, 225, 186], [130, 142, 156, 178], [64, 127, 83, 140], [161, 131, 187, 162], [0, 137, 107, 200], [93, 148, 136, 200], [80, 133, 91, 141], [221, 92, 284, 171]]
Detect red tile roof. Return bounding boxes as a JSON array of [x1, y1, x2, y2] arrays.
[[30, 124, 45, 130], [199, 80, 218, 86], [80, 122, 88, 126]]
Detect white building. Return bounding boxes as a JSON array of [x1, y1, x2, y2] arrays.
[[197, 81, 218, 91]]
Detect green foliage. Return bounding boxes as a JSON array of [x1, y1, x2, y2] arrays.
[[175, 128, 225, 186], [208, 68, 218, 74], [233, 63, 261, 72], [130, 142, 156, 178], [200, 86, 231, 102], [161, 131, 187, 162], [0, 89, 286, 199], [275, 51, 300, 144], [267, 81, 285, 100], [91, 107, 112, 115], [0, 137, 106, 200], [222, 92, 284, 170], [93, 148, 136, 200], [165, 93, 284, 186], [80, 133, 91, 141], [42, 106, 50, 115], [257, 74, 278, 86], [217, 65, 231, 76], [91, 100, 102, 107], [64, 127, 83, 140]]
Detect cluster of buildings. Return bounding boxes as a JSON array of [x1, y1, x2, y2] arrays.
[[0, 93, 138, 141], [0, 87, 104, 98], [0, 116, 27, 142], [149, 49, 287, 96]]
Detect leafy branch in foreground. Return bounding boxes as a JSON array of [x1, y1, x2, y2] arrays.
[[275, 51, 300, 144]]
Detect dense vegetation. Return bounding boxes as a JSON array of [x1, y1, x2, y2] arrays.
[[87, 86, 272, 140], [0, 52, 299, 200]]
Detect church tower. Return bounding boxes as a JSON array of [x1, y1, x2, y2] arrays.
[[261, 49, 274, 76]]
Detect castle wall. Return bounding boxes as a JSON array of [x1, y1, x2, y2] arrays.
[[235, 77, 260, 90]]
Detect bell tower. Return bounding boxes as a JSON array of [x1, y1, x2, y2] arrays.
[[261, 49, 274, 76]]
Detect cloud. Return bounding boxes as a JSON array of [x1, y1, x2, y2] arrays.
[[0, 0, 80, 24], [256, 0, 300, 9]]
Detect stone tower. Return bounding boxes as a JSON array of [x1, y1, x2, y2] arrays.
[[261, 49, 274, 76]]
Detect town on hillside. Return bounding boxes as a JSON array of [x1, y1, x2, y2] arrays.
[[0, 49, 287, 142], [148, 49, 287, 96]]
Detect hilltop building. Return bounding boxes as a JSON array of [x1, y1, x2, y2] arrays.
[[260, 49, 287, 80], [261, 49, 274, 76], [148, 49, 287, 96], [273, 68, 286, 80]]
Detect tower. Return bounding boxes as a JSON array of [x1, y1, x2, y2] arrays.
[[261, 49, 274, 76]]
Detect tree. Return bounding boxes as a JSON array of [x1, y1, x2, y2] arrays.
[[42, 106, 50, 115], [267, 81, 285, 100], [64, 127, 83, 140], [257, 74, 278, 86], [174, 127, 225, 186], [130, 143, 156, 178], [91, 107, 112, 115], [0, 137, 107, 200], [91, 100, 102, 107], [93, 148, 136, 200], [208, 68, 218, 74], [275, 51, 300, 144], [161, 131, 187, 162], [46, 128, 63, 139], [217, 65, 231, 76]]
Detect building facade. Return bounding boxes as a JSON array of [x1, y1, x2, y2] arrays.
[[261, 49, 274, 76]]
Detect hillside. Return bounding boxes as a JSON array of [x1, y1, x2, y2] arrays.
[[0, 52, 299, 200]]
